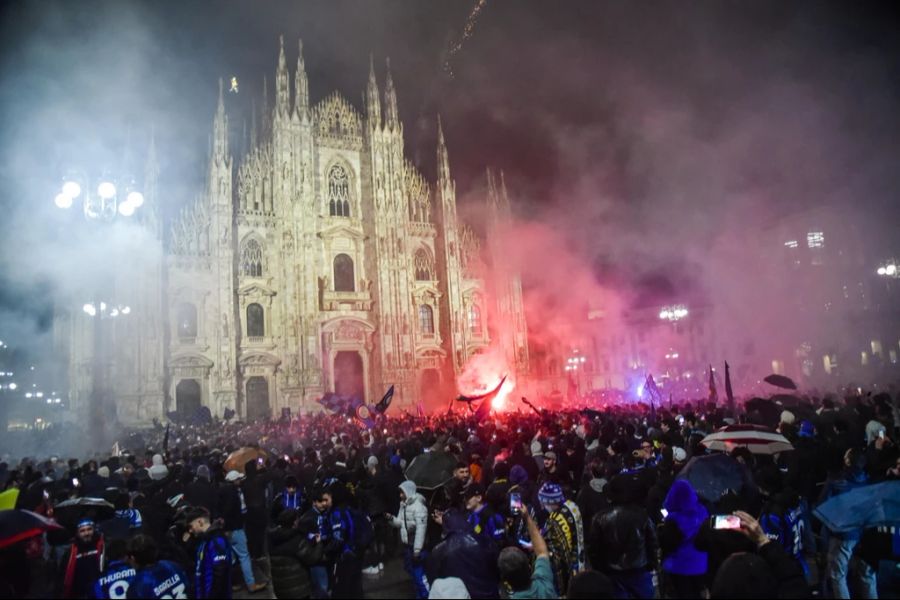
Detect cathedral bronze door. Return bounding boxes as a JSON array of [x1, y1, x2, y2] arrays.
[[246, 376, 270, 421], [334, 351, 364, 400], [175, 379, 201, 417]]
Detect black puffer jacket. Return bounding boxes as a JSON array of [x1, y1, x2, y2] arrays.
[[589, 505, 659, 572], [268, 525, 323, 599]]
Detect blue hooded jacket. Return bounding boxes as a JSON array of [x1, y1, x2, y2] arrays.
[[661, 480, 709, 576]]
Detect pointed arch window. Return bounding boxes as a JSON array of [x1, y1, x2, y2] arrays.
[[334, 254, 355, 292], [327, 164, 351, 217], [247, 303, 265, 337], [419, 304, 435, 335], [240, 238, 264, 277], [468, 304, 482, 335], [414, 248, 434, 281], [177, 303, 198, 339]]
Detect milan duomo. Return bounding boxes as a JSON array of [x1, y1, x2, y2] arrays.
[[58, 37, 530, 424]]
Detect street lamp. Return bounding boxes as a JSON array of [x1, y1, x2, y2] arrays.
[[55, 171, 143, 222], [876, 260, 899, 278], [55, 168, 144, 440]]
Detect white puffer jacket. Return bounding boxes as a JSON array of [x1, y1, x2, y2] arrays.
[[390, 480, 428, 553]]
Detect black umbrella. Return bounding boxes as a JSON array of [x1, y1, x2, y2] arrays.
[[404, 451, 457, 490], [54, 497, 115, 528], [677, 453, 758, 504], [763, 374, 797, 390], [0, 510, 63, 549], [744, 398, 781, 427]]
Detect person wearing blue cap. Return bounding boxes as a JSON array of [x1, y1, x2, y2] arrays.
[[61, 518, 106, 599], [538, 482, 585, 595]]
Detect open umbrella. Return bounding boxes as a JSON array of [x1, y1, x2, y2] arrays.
[[53, 497, 115, 528], [744, 398, 781, 427], [404, 451, 457, 491], [0, 510, 63, 549], [701, 424, 793, 455], [814, 481, 900, 534], [224, 447, 268, 473], [763, 374, 797, 390], [677, 453, 758, 504]]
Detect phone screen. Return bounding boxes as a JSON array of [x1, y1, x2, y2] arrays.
[[714, 515, 741, 530], [660, 508, 668, 518], [72, 478, 80, 487], [509, 492, 523, 515]]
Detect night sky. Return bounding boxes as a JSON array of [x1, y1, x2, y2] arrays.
[[1, 1, 900, 353]]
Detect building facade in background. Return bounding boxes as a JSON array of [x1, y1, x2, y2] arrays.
[[60, 38, 529, 424]]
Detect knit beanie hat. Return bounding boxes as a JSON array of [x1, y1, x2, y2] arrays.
[[780, 411, 796, 425], [509, 465, 529, 485], [538, 482, 564, 505]]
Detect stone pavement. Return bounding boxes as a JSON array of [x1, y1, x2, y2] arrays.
[[234, 556, 415, 599]]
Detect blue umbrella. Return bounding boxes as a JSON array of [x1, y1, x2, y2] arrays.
[[814, 481, 900, 534], [677, 453, 758, 504]]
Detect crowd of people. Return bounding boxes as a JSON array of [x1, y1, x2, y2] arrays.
[[1, 388, 898, 599]]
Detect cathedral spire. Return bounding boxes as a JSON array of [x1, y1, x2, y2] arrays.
[[294, 38, 309, 118], [213, 78, 229, 162], [366, 53, 381, 128], [437, 114, 451, 184], [275, 35, 290, 117], [383, 57, 399, 131]]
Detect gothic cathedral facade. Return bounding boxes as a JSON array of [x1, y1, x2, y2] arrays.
[[61, 38, 529, 423]]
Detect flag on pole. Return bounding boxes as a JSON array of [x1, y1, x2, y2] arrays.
[[375, 385, 395, 414], [457, 375, 508, 404], [112, 442, 121, 457], [415, 401, 425, 418], [162, 424, 170, 455], [708, 364, 718, 404], [474, 396, 493, 421], [644, 374, 661, 422], [725, 361, 735, 416]]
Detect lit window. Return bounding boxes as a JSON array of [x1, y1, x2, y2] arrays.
[[807, 231, 824, 249], [334, 254, 355, 292], [890, 350, 898, 364], [784, 240, 798, 249], [871, 340, 883, 357], [861, 351, 868, 366]]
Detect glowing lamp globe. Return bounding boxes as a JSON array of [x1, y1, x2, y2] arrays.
[[877, 267, 887, 276], [126, 190, 144, 207], [55, 192, 73, 209], [118, 201, 136, 217], [97, 181, 116, 199], [888, 264, 898, 276], [62, 180, 81, 199]]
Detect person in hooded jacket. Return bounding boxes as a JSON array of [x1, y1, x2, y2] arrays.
[[657, 480, 709, 599], [184, 465, 217, 517], [186, 506, 234, 599], [575, 460, 611, 529], [428, 508, 501, 599], [267, 508, 323, 599], [387, 480, 430, 599]]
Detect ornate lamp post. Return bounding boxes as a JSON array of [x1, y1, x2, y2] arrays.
[[54, 172, 143, 439]]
